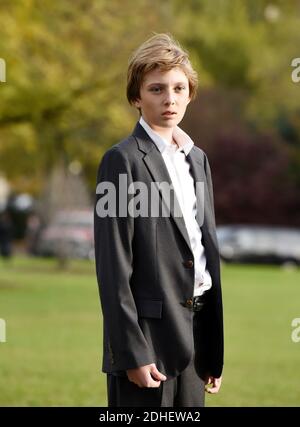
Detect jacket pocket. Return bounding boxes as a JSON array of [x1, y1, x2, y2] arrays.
[[135, 298, 163, 319]]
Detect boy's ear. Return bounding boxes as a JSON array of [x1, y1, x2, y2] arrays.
[[133, 98, 141, 108]]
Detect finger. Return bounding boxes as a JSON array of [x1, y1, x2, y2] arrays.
[[144, 376, 161, 388], [138, 370, 161, 388], [151, 366, 167, 381], [150, 365, 167, 381], [205, 379, 221, 394], [206, 385, 220, 394], [205, 376, 212, 386]]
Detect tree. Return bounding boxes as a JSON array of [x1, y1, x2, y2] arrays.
[[0, 0, 173, 192]]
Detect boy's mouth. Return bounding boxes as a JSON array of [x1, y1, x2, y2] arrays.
[[162, 111, 177, 116]]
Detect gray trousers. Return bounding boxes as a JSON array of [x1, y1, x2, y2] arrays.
[[106, 311, 205, 407]]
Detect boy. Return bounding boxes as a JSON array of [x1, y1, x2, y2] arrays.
[[94, 33, 224, 407]]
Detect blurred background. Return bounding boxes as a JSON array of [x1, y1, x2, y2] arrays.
[[0, 0, 299, 406]]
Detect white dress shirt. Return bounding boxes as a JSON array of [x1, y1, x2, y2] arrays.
[[139, 116, 212, 297]]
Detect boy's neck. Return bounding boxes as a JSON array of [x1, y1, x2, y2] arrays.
[[153, 127, 175, 145], [141, 118, 176, 145], [140, 115, 179, 146]]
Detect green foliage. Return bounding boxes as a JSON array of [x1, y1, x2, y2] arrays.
[[0, 0, 173, 192], [175, 0, 300, 119], [0, 0, 299, 194]]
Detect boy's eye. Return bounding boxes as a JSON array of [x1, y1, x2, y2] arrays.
[[150, 86, 186, 93]]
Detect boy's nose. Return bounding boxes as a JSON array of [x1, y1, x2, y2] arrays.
[[164, 94, 175, 105]]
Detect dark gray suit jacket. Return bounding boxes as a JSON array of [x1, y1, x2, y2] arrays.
[[94, 122, 224, 380]]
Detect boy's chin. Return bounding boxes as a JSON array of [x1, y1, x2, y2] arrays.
[[160, 118, 182, 127]]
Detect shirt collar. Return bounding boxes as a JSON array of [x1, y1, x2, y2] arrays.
[[139, 116, 194, 156]]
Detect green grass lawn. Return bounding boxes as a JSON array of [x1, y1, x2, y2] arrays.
[[0, 256, 299, 406]]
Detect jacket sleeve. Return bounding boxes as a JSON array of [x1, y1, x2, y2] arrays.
[[203, 152, 224, 378], [94, 146, 155, 372]]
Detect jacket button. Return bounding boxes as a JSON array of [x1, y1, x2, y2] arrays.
[[183, 260, 194, 268], [186, 298, 193, 307]]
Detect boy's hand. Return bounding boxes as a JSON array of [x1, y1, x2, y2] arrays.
[[204, 375, 222, 393], [126, 363, 167, 388]]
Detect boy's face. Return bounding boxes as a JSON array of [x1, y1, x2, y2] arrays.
[[134, 67, 191, 132]]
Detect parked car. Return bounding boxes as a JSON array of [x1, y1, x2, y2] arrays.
[[34, 209, 94, 260], [216, 225, 300, 266]]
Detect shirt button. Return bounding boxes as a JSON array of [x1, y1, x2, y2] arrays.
[[183, 260, 194, 268], [186, 298, 193, 307]]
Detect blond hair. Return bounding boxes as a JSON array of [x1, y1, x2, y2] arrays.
[[127, 33, 198, 106]]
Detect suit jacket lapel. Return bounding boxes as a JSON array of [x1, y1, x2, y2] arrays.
[[185, 148, 206, 230], [186, 148, 219, 255], [132, 122, 193, 253]]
